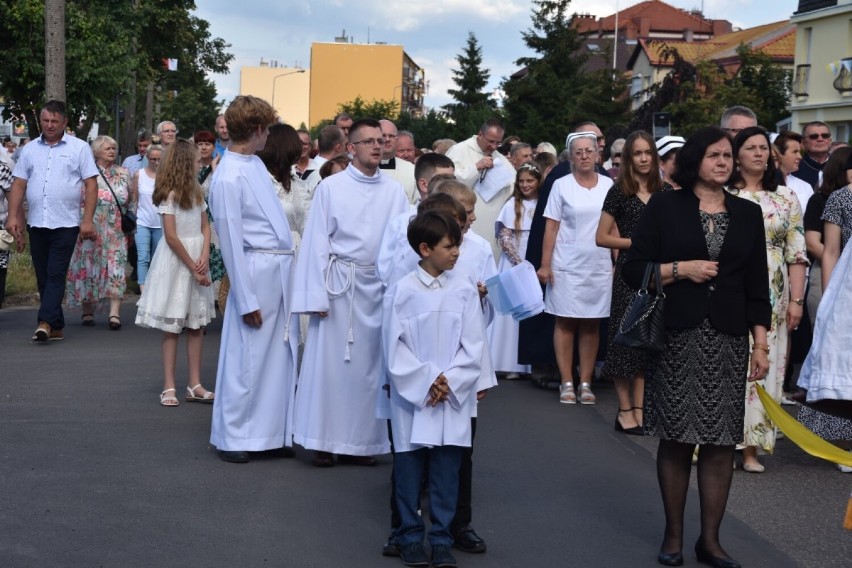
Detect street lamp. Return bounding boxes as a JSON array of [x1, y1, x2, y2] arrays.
[[271, 68, 306, 116]]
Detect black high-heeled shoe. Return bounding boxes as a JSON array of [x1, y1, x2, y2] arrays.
[[615, 408, 644, 436], [695, 542, 741, 568], [657, 549, 684, 566]]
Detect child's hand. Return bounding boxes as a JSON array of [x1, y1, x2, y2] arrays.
[[194, 272, 211, 287], [428, 374, 449, 406], [476, 389, 488, 401], [243, 309, 263, 328], [477, 282, 488, 298], [195, 251, 209, 274]]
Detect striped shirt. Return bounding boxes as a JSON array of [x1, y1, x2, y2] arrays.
[[12, 133, 98, 229]]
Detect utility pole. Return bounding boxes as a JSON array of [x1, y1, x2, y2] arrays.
[[45, 0, 67, 103]]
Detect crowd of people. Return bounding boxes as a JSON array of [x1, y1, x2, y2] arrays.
[[3, 97, 851, 568]]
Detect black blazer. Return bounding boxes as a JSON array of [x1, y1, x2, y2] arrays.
[[623, 188, 771, 335]]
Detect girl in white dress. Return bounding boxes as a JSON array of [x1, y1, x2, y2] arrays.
[[489, 162, 541, 377], [136, 139, 216, 407], [537, 132, 614, 405]]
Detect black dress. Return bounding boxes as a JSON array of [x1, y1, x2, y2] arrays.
[[645, 212, 750, 445], [600, 185, 670, 379]]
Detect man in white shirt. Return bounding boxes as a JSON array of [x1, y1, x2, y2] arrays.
[[379, 119, 418, 204], [6, 100, 98, 341], [303, 125, 347, 196], [508, 143, 533, 169]]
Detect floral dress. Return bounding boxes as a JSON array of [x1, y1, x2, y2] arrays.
[[734, 186, 808, 453], [65, 165, 134, 310], [199, 166, 225, 282]]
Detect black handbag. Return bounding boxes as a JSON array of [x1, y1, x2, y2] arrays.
[[99, 169, 137, 234], [615, 262, 666, 352]]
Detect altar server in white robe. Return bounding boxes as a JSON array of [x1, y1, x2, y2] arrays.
[[207, 96, 300, 464], [382, 211, 485, 561], [446, 118, 515, 260], [292, 118, 409, 467]]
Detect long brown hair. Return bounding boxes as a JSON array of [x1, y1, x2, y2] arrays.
[[617, 131, 663, 196], [511, 161, 542, 234], [818, 146, 852, 197], [152, 138, 204, 209]]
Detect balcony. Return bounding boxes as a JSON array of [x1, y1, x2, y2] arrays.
[[792, 64, 810, 97], [833, 58, 852, 93]]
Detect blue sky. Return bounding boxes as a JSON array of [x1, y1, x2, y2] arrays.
[[194, 0, 800, 110]]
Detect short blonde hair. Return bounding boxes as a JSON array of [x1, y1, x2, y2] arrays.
[[91, 135, 117, 157], [225, 95, 277, 143], [434, 179, 476, 205]]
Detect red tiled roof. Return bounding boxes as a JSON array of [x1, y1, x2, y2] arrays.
[[573, 0, 715, 35]]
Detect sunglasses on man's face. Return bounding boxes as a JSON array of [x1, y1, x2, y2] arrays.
[[807, 133, 831, 140]]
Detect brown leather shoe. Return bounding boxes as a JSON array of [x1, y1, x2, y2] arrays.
[[32, 322, 51, 342], [312, 451, 334, 467], [48, 328, 64, 341]]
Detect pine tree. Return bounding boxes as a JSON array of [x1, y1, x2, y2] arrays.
[[501, 0, 588, 144], [443, 32, 498, 140]]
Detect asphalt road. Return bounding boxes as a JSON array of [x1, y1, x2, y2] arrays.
[[1, 301, 849, 567]]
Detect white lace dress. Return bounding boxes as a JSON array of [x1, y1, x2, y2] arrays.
[[135, 196, 215, 333]]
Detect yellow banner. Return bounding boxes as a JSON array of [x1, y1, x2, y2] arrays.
[[756, 384, 852, 467]]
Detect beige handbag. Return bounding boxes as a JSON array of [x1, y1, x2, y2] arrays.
[[0, 229, 14, 251]]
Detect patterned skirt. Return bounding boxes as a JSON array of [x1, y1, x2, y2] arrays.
[[646, 318, 750, 445]]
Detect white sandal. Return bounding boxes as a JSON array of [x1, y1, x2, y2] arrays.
[[559, 382, 576, 404], [186, 384, 214, 403], [579, 382, 596, 405], [160, 388, 179, 407]]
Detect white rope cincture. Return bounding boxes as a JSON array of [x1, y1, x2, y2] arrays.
[[325, 254, 374, 361], [244, 248, 295, 342]]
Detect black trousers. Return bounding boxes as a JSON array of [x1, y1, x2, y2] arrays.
[[28, 226, 79, 329]]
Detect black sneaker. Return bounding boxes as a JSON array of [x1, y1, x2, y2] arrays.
[[399, 542, 429, 567], [452, 525, 487, 553], [431, 544, 458, 568], [382, 533, 401, 557]]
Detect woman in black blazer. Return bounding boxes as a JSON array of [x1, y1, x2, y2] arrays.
[[623, 127, 771, 568]]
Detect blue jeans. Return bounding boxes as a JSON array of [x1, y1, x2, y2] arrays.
[[135, 225, 162, 284], [28, 226, 79, 329], [394, 445, 462, 548]]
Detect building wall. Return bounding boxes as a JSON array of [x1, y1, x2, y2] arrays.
[[309, 43, 405, 129], [790, 1, 852, 140], [240, 67, 310, 128]]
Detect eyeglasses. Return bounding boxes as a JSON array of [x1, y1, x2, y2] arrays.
[[350, 138, 385, 147], [161, 129, 177, 134], [573, 148, 598, 157], [148, 158, 160, 163], [807, 133, 831, 140]]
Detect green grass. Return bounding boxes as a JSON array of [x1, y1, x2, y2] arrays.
[[6, 246, 38, 296]]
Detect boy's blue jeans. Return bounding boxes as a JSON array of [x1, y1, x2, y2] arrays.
[[394, 445, 463, 547]]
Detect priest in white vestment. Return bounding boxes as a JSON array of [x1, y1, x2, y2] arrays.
[[379, 119, 418, 204], [292, 119, 409, 466], [446, 119, 514, 260], [207, 96, 300, 464]]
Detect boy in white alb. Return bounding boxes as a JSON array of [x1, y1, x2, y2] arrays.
[[382, 211, 485, 568]]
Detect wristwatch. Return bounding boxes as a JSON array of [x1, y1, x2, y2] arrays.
[[792, 298, 804, 306]]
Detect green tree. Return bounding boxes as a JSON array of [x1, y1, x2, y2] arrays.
[[501, 0, 588, 144], [443, 32, 497, 139], [0, 0, 133, 137], [0, 1, 232, 147], [397, 109, 453, 149], [630, 44, 792, 136]]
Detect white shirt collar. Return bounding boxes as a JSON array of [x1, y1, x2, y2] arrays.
[[415, 264, 447, 289]]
